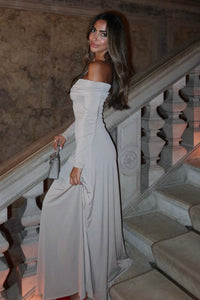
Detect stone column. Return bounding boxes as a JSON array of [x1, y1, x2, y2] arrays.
[[159, 77, 187, 170], [141, 94, 165, 189], [0, 209, 9, 300], [21, 183, 42, 299], [181, 65, 200, 150], [117, 111, 141, 209]]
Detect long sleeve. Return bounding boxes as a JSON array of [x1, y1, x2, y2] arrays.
[[73, 90, 102, 168], [69, 79, 110, 169], [61, 122, 75, 140]]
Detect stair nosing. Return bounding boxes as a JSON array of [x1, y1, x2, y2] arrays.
[[155, 185, 200, 210], [124, 222, 153, 246], [124, 211, 188, 247]]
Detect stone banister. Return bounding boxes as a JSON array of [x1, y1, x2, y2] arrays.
[[0, 39, 199, 299], [0, 39, 199, 213], [104, 40, 200, 130]]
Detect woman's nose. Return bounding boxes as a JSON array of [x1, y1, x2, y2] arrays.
[[92, 32, 99, 40]]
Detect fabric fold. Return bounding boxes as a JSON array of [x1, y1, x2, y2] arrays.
[[36, 79, 131, 300]]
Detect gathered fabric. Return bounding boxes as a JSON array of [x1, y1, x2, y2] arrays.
[[36, 79, 132, 300]]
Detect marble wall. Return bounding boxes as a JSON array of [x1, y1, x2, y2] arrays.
[[0, 0, 199, 165]]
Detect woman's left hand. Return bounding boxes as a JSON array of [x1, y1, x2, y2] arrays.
[[70, 167, 82, 185]]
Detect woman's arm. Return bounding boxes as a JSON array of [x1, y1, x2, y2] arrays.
[[70, 62, 109, 185], [53, 122, 75, 150]]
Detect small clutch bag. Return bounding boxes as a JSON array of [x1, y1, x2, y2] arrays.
[[48, 147, 60, 179]]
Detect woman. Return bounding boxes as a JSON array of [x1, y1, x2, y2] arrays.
[[36, 11, 133, 300]]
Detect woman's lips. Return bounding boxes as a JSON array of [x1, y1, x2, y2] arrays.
[[90, 43, 99, 48]]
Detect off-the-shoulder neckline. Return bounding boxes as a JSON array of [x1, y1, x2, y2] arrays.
[[78, 78, 111, 87]]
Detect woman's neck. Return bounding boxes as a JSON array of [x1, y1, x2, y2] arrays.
[[93, 53, 106, 62]]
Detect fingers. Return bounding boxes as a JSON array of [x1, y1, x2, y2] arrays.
[[53, 139, 58, 150], [70, 177, 82, 185], [53, 135, 66, 150], [70, 167, 82, 185], [70, 174, 82, 185]]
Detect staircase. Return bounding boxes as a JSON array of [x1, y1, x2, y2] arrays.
[[0, 40, 199, 299], [110, 148, 200, 299]]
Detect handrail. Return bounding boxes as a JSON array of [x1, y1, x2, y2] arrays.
[[104, 39, 200, 130], [0, 133, 75, 210], [1, 39, 199, 177], [0, 120, 73, 176], [0, 39, 199, 211]]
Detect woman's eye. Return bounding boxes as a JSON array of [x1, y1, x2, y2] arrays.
[[91, 27, 96, 33], [101, 32, 107, 37]]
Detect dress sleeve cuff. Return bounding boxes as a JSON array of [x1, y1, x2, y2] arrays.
[[73, 162, 84, 169]]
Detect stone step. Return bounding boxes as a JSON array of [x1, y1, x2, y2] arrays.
[[110, 269, 193, 300], [113, 242, 152, 285], [155, 183, 200, 226], [190, 204, 200, 232], [124, 212, 188, 261], [153, 231, 200, 299]]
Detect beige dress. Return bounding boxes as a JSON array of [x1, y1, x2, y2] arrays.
[[36, 79, 132, 300]]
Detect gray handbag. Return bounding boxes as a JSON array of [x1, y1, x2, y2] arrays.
[[48, 147, 60, 179]]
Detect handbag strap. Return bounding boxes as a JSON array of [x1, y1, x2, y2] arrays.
[[56, 143, 61, 155]]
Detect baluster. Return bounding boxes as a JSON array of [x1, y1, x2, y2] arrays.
[[141, 94, 165, 189], [0, 209, 9, 299], [21, 183, 43, 299], [159, 77, 187, 170], [181, 65, 200, 150]]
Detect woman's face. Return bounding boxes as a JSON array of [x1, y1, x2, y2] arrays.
[[89, 20, 108, 58]]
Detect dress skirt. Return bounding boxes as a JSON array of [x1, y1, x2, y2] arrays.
[[36, 79, 132, 300]]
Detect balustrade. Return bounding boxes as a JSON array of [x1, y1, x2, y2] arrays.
[[159, 77, 187, 170], [0, 41, 199, 299], [141, 94, 165, 189], [21, 184, 43, 298], [0, 209, 9, 300], [181, 65, 200, 150]]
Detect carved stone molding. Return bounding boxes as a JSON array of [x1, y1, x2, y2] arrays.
[[119, 146, 139, 176]]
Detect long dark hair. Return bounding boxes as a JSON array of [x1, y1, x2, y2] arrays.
[[73, 11, 133, 110]]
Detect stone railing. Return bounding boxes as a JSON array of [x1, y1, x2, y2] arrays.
[[0, 40, 199, 299]]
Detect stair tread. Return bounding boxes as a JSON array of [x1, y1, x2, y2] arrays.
[[110, 269, 192, 300], [190, 204, 200, 232], [157, 183, 200, 207], [124, 212, 188, 245], [113, 242, 152, 285], [153, 231, 200, 299]]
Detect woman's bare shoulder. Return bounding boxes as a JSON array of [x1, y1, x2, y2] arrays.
[[86, 61, 112, 83]]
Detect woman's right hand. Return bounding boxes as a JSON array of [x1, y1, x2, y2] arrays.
[[53, 135, 66, 150]]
